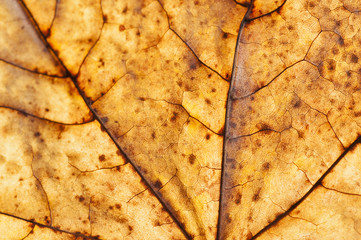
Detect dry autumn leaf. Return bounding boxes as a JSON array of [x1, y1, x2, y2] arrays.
[[1, 0, 361, 239]]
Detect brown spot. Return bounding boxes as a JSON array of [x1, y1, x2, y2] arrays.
[[308, 2, 315, 8], [229, 122, 237, 128], [19, 178, 23, 181], [332, 47, 339, 55], [293, 100, 301, 108], [103, 15, 108, 22], [98, 154, 106, 162], [109, 206, 113, 210], [205, 98, 211, 105], [351, 54, 359, 63], [115, 204, 121, 209], [170, 112, 178, 122], [222, 32, 228, 39], [205, 134, 211, 140], [338, 38, 344, 46], [78, 196, 85, 202], [45, 108, 49, 112], [151, 132, 156, 139], [208, 73, 212, 78], [154, 180, 162, 189], [176, 81, 183, 87], [116, 150, 121, 156], [128, 225, 133, 232], [256, 122, 271, 131], [122, 7, 128, 13], [188, 154, 196, 164], [262, 162, 270, 171], [211, 88, 216, 92], [190, 63, 197, 70], [298, 130, 304, 138], [101, 117, 109, 123], [226, 213, 232, 223], [255, 139, 262, 147], [235, 192, 242, 205], [34, 132, 41, 137], [252, 189, 261, 201], [119, 25, 125, 31], [43, 216, 50, 225]]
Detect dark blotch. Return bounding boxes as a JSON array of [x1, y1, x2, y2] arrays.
[[235, 192, 242, 205], [98, 154, 106, 162], [170, 112, 178, 122], [34, 132, 41, 137], [101, 117, 109, 123], [188, 154, 196, 165], [119, 25, 125, 31], [154, 180, 162, 189], [293, 100, 301, 108], [262, 162, 270, 171], [205, 134, 211, 140], [351, 54, 359, 63], [226, 213, 232, 223], [252, 189, 261, 201], [78, 196, 85, 202], [222, 32, 228, 39], [338, 38, 344, 46]]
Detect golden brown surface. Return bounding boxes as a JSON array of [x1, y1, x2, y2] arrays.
[[220, 0, 361, 239], [2, 0, 361, 239]]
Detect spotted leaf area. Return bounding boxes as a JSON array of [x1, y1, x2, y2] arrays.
[[220, 0, 361, 239], [1, 0, 361, 240]]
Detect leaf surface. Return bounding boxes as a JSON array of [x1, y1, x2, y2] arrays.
[[1, 0, 361, 239]]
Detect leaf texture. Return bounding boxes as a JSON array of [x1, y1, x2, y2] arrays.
[[1, 0, 361, 239]]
